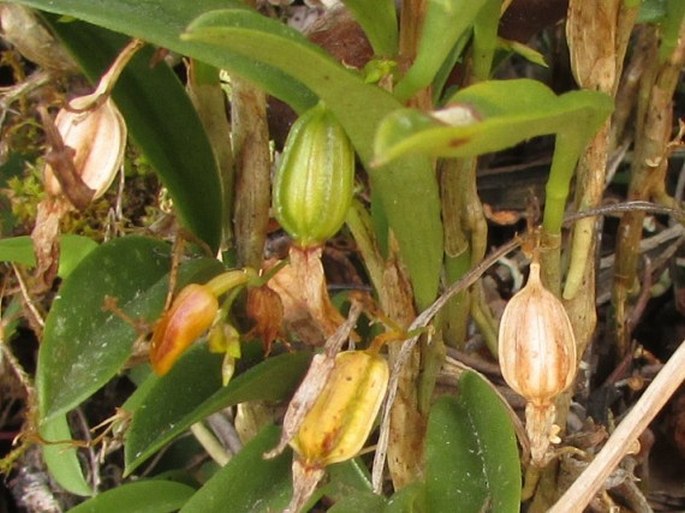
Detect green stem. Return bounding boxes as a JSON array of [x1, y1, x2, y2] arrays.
[[205, 268, 256, 297]]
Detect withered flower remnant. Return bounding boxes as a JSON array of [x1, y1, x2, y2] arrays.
[[498, 260, 577, 465]]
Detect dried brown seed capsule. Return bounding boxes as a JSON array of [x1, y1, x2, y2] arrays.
[[498, 261, 577, 464], [43, 96, 127, 204]]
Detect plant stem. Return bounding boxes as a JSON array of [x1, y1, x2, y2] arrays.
[[612, 17, 685, 356], [231, 77, 271, 269]]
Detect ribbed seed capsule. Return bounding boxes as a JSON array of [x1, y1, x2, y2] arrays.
[[290, 350, 389, 468], [273, 102, 355, 248], [498, 261, 577, 465], [150, 284, 219, 375]]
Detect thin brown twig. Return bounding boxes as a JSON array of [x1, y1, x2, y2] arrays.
[[548, 336, 685, 513], [11, 264, 44, 334]]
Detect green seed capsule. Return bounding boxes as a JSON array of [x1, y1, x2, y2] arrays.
[[273, 103, 355, 247]]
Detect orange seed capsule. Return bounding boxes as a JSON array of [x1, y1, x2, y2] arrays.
[[150, 284, 219, 375]]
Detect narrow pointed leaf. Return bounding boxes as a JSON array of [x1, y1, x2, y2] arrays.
[[67, 480, 195, 513], [125, 350, 312, 474], [375, 79, 613, 166], [394, 0, 488, 101], [179, 425, 292, 513]]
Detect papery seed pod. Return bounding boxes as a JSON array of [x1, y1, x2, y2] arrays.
[[498, 261, 577, 464], [44, 96, 127, 202], [272, 102, 355, 248], [498, 261, 576, 404], [290, 350, 389, 468], [150, 284, 219, 375]]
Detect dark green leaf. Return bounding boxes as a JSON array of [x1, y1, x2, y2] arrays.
[[37, 236, 223, 422], [44, 18, 223, 250], [41, 413, 93, 497], [14, 0, 316, 112], [179, 425, 292, 513], [323, 458, 373, 503], [67, 480, 195, 513], [125, 350, 312, 474], [328, 491, 387, 513], [424, 372, 521, 513], [385, 482, 426, 513]]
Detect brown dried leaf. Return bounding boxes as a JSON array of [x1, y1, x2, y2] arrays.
[[30, 198, 70, 290], [246, 284, 284, 354], [267, 246, 345, 345]]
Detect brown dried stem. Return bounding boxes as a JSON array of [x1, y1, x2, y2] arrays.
[[231, 77, 271, 269], [612, 18, 685, 356]]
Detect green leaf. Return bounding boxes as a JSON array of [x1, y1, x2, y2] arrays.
[[14, 0, 315, 112], [0, 234, 97, 279], [37, 236, 223, 422], [184, 8, 443, 307], [43, 18, 223, 251], [385, 483, 426, 513], [394, 0, 488, 101], [471, 0, 501, 81], [424, 372, 521, 513], [323, 458, 374, 503], [67, 480, 195, 513], [342, 0, 398, 56], [41, 414, 93, 497], [328, 491, 387, 513], [179, 425, 292, 513], [375, 79, 613, 164], [125, 350, 312, 474], [374, 79, 612, 237]]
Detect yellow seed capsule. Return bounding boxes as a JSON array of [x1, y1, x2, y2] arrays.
[[150, 284, 219, 375], [290, 350, 389, 468], [497, 261, 577, 464]]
